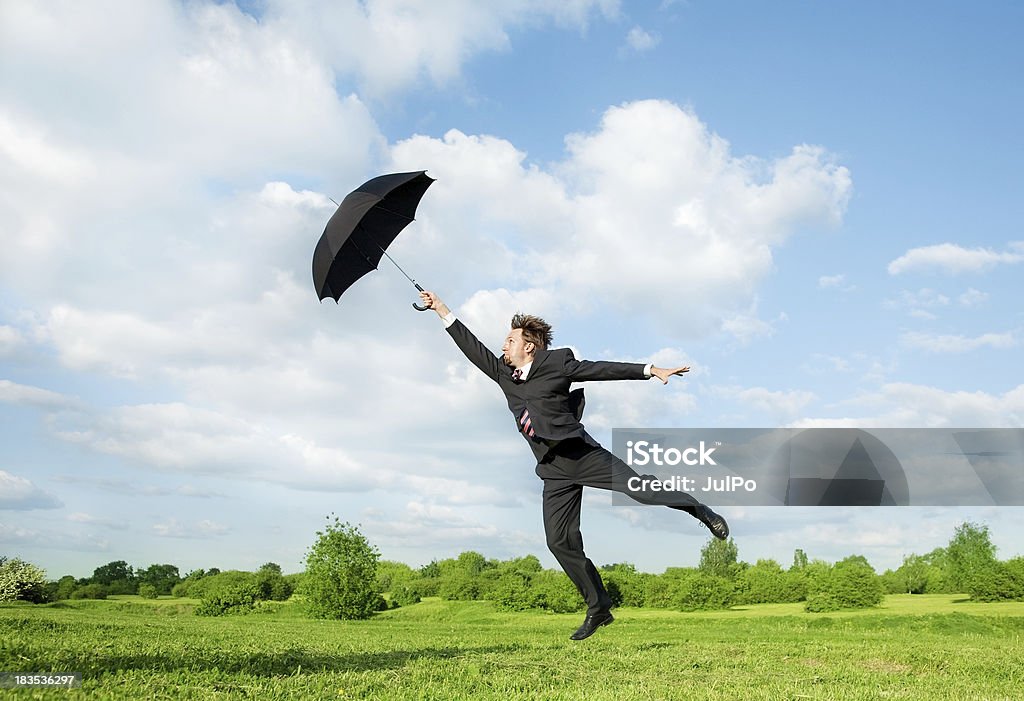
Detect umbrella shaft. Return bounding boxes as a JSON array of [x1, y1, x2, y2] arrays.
[[377, 243, 420, 290]]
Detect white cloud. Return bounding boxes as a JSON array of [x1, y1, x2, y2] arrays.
[[717, 386, 816, 418], [66, 513, 129, 531], [0, 521, 109, 552], [153, 517, 230, 539], [0, 110, 96, 185], [888, 242, 1024, 275], [0, 380, 82, 412], [900, 331, 1017, 353], [0, 326, 25, 357], [720, 311, 778, 344], [53, 475, 226, 499], [958, 287, 989, 307], [394, 100, 851, 341], [360, 500, 540, 553], [884, 288, 950, 319], [796, 382, 1024, 428], [803, 354, 852, 374], [818, 274, 845, 289], [625, 26, 660, 52], [259, 0, 619, 96], [0, 471, 63, 510]]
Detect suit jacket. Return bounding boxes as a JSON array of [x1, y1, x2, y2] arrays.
[[446, 319, 648, 462]]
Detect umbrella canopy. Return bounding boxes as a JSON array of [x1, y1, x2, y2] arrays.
[[312, 170, 435, 302]]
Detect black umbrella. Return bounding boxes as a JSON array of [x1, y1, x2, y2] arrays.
[[312, 170, 435, 310]]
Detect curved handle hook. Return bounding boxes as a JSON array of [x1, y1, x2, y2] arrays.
[[412, 282, 429, 311]]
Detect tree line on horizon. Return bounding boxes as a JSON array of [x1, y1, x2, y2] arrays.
[[3, 520, 1022, 617]]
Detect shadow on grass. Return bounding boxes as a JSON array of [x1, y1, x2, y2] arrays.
[[50, 645, 521, 677]]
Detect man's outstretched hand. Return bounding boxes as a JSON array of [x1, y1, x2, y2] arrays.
[[651, 365, 690, 384], [418, 290, 451, 319]]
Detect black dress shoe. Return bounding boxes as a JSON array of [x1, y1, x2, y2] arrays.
[[570, 611, 614, 640], [696, 505, 730, 540]]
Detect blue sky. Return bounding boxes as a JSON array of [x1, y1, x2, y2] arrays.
[[1, 1, 1022, 579]]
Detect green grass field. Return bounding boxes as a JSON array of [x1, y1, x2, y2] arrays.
[[2, 595, 1023, 699]]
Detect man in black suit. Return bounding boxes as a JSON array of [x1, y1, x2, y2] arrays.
[[419, 291, 729, 640]]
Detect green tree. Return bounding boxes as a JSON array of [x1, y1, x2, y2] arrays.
[[303, 517, 382, 620], [791, 549, 809, 570], [699, 537, 739, 579], [376, 560, 416, 593], [456, 551, 488, 576], [436, 551, 494, 601], [137, 564, 180, 595], [895, 554, 929, 594], [946, 521, 998, 596], [51, 575, 78, 601], [91, 560, 136, 594], [256, 562, 293, 601]]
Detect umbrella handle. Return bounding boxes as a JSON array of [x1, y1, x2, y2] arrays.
[[412, 283, 429, 312]]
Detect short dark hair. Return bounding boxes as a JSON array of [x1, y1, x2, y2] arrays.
[[511, 313, 553, 350]]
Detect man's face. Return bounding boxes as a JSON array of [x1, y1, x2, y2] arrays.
[[502, 328, 534, 368]]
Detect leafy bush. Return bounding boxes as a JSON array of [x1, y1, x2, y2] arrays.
[[671, 572, 735, 611], [642, 572, 678, 608], [0, 557, 48, 603], [136, 564, 180, 596], [49, 575, 79, 601], [492, 571, 539, 612], [805, 556, 884, 612], [737, 559, 805, 604], [1002, 558, 1024, 601], [531, 570, 584, 613], [171, 569, 212, 598], [438, 572, 483, 601], [377, 561, 417, 593], [194, 580, 261, 616], [256, 564, 294, 602], [170, 581, 192, 598], [138, 583, 159, 599], [600, 564, 646, 608], [191, 569, 297, 615], [388, 583, 421, 608], [303, 517, 383, 620], [964, 559, 1024, 602], [70, 583, 109, 600]]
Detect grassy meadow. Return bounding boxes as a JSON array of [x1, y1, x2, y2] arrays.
[[2, 594, 1023, 700]]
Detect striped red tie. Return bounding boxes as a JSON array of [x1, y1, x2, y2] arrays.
[[519, 408, 535, 437]]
